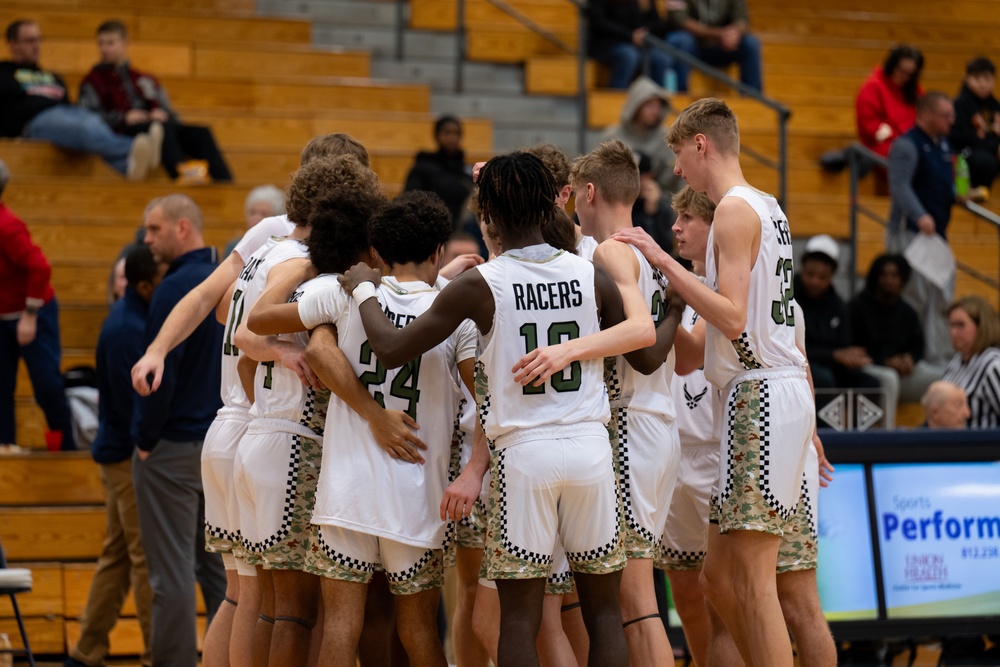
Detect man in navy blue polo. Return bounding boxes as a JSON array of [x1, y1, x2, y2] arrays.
[[886, 91, 957, 367], [132, 194, 226, 667]]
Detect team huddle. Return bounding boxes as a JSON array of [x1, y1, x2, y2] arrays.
[[131, 98, 834, 667]]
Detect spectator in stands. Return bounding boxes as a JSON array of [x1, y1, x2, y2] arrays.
[[79, 20, 233, 183], [0, 158, 76, 450], [856, 44, 924, 160], [887, 91, 957, 366], [951, 56, 1000, 201], [794, 234, 881, 395], [602, 76, 683, 194], [1, 20, 154, 180], [664, 0, 762, 93], [64, 244, 164, 667], [631, 151, 675, 253], [403, 115, 474, 228], [942, 295, 1000, 428], [132, 194, 226, 666], [585, 0, 674, 90], [850, 254, 942, 427], [224, 184, 286, 257], [921, 380, 970, 429]]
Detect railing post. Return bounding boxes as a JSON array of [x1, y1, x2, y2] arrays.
[[395, 0, 406, 61], [848, 147, 860, 300], [777, 110, 788, 209], [576, 2, 588, 156], [455, 0, 466, 93]]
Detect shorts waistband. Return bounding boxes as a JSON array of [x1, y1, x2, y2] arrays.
[[216, 406, 250, 421], [726, 366, 806, 393], [493, 420, 608, 450], [247, 418, 322, 442]]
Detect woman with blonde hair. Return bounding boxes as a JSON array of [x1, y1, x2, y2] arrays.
[[941, 295, 1000, 427]]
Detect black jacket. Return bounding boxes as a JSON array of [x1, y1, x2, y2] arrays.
[[849, 289, 924, 365], [951, 83, 1000, 157], [403, 149, 473, 225], [794, 274, 852, 368], [585, 0, 670, 57], [0, 60, 69, 137]]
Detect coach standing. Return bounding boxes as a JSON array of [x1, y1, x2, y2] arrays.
[[132, 194, 226, 667]]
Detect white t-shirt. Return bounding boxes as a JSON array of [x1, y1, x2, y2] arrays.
[[231, 215, 295, 264]]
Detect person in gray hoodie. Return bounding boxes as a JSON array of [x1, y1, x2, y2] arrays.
[[601, 76, 684, 195]]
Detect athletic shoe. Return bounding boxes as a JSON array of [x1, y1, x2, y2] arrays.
[[126, 134, 151, 181]]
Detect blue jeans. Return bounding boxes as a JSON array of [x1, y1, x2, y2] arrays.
[[0, 299, 76, 449], [25, 105, 134, 174], [665, 30, 763, 93], [592, 41, 674, 90]]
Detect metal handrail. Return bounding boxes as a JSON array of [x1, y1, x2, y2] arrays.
[[845, 142, 1000, 304]]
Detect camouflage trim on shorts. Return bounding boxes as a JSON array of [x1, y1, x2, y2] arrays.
[[715, 379, 793, 538], [776, 476, 818, 573], [385, 548, 447, 596], [302, 524, 376, 584], [484, 449, 552, 581], [655, 539, 706, 571], [205, 529, 238, 555], [259, 434, 322, 571], [545, 570, 575, 595]]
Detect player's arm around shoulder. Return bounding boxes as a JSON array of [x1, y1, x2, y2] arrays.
[[339, 262, 493, 370], [710, 196, 759, 340], [246, 260, 316, 336]]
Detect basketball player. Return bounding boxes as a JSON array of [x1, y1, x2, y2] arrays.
[[613, 98, 814, 667], [571, 139, 685, 667], [339, 151, 663, 667]]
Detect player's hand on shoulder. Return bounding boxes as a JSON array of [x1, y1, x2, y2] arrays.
[[338, 262, 382, 294], [611, 226, 668, 266], [439, 253, 485, 280], [369, 410, 427, 464]]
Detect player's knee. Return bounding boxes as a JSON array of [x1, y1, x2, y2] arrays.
[[699, 566, 731, 605]]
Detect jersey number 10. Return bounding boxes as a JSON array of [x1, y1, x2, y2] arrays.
[[519, 321, 582, 395]]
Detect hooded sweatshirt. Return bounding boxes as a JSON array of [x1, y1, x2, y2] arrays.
[[601, 76, 683, 194]]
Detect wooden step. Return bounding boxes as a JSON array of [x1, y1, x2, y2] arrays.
[[65, 616, 207, 656], [29, 0, 254, 10], [0, 6, 311, 45], [411, 0, 576, 33], [467, 24, 577, 63], [63, 562, 208, 618], [57, 73, 432, 115], [0, 615, 65, 653], [0, 453, 103, 506], [41, 38, 370, 80], [0, 563, 64, 618], [0, 506, 105, 561]]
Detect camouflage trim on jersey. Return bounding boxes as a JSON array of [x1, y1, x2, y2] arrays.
[[302, 525, 376, 584], [385, 548, 447, 596], [730, 333, 763, 371], [715, 379, 792, 537], [484, 449, 552, 581], [776, 475, 818, 573], [299, 387, 330, 437], [260, 434, 322, 571]]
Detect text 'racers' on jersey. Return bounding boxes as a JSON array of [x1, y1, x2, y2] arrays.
[[513, 280, 584, 311]]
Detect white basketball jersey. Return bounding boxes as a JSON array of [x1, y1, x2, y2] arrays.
[[219, 236, 309, 410], [703, 186, 805, 389], [669, 306, 720, 447], [476, 244, 610, 448], [248, 273, 336, 437], [576, 234, 599, 262], [607, 245, 676, 418], [311, 277, 477, 548]]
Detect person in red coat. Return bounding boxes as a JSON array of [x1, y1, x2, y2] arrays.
[[856, 44, 925, 159], [0, 159, 75, 449]]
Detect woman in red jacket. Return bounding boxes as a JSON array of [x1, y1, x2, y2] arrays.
[[856, 45, 925, 159]]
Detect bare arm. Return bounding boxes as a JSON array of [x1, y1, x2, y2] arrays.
[[338, 263, 494, 370], [796, 335, 834, 487], [304, 323, 428, 464], [237, 353, 257, 405], [613, 198, 757, 340], [246, 262, 317, 336], [674, 317, 706, 376], [132, 250, 245, 394], [441, 373, 490, 523], [623, 280, 686, 375], [216, 281, 235, 326]]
